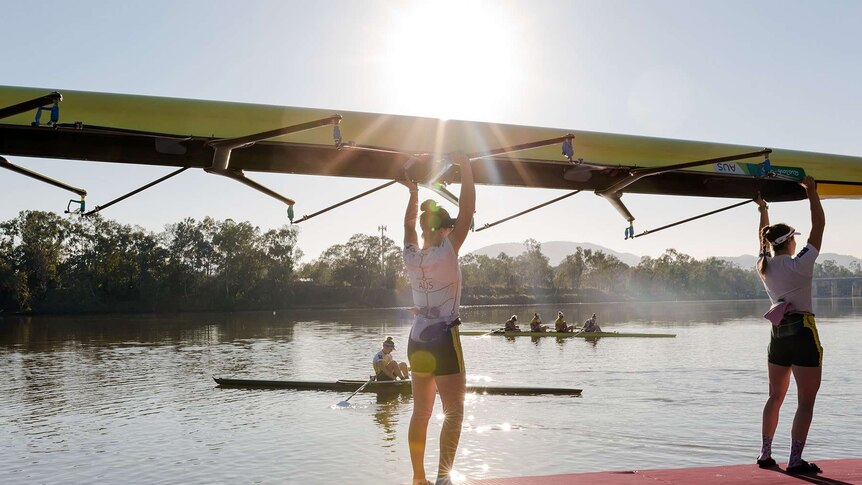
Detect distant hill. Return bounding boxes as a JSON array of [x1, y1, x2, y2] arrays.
[[470, 241, 861, 269]]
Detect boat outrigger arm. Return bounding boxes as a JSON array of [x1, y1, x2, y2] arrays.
[[292, 134, 576, 224], [0, 91, 62, 125], [595, 149, 771, 239], [476, 147, 778, 239], [0, 92, 89, 213], [0, 155, 88, 213], [0, 92, 186, 216], [0, 91, 579, 223], [204, 114, 343, 220]]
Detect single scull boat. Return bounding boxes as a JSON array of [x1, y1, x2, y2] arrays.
[[213, 377, 581, 396]]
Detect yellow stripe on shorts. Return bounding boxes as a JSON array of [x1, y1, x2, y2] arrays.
[[450, 326, 465, 373], [803, 314, 824, 367]]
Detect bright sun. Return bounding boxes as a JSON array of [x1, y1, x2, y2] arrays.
[[380, 1, 526, 120]]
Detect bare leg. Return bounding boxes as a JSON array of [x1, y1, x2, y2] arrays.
[[788, 364, 822, 467], [761, 363, 791, 458], [435, 372, 466, 479], [399, 362, 410, 379], [409, 373, 437, 483], [790, 365, 821, 441], [385, 360, 404, 379]]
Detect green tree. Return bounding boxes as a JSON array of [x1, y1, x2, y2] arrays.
[[262, 226, 302, 289], [301, 233, 402, 288], [582, 249, 629, 293], [211, 219, 268, 306], [554, 248, 587, 289], [163, 217, 217, 301], [0, 225, 21, 309], [1, 211, 71, 309], [515, 239, 553, 288], [815, 260, 854, 278]]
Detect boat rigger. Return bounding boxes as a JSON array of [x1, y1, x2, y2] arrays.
[[213, 377, 582, 396], [460, 330, 676, 338]]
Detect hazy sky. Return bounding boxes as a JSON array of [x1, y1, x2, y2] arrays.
[[2, 1, 860, 261]]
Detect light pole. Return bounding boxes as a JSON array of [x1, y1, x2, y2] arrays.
[[378, 225, 387, 286]]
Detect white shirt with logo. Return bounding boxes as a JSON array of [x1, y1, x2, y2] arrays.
[[372, 350, 392, 373], [758, 243, 819, 313], [403, 238, 462, 342]]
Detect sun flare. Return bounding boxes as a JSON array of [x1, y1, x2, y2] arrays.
[[380, 1, 526, 120]]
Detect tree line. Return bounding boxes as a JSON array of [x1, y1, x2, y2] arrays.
[[0, 211, 302, 312], [462, 239, 861, 300], [1, 211, 859, 313], [460, 240, 763, 300]]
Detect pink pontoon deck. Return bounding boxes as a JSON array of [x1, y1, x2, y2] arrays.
[[466, 458, 862, 484]]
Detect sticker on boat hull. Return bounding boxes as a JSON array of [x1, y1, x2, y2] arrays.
[[713, 162, 805, 180]]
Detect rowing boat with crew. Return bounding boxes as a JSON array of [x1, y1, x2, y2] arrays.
[[460, 330, 676, 338], [213, 377, 582, 396]]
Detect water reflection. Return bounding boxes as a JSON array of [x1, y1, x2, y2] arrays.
[[1, 311, 298, 351], [374, 392, 410, 446]]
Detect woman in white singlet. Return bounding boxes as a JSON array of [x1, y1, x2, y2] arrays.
[[400, 152, 475, 485], [754, 176, 825, 475]]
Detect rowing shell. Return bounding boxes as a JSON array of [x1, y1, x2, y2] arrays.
[[213, 377, 581, 396], [3, 86, 861, 237], [2, 86, 861, 200], [460, 330, 676, 338]]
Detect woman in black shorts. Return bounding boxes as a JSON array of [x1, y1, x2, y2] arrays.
[[754, 176, 825, 474], [401, 152, 475, 485]]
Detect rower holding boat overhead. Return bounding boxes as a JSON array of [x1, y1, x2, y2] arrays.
[[754, 177, 825, 475], [401, 151, 475, 485], [529, 312, 548, 333], [504, 315, 521, 332], [373, 337, 410, 381], [583, 313, 602, 333], [554, 311, 575, 332]]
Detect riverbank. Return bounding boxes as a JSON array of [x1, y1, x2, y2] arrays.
[[0, 285, 701, 315], [1, 283, 774, 316]]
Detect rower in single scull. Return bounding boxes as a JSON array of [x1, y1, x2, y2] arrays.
[[372, 337, 410, 381]]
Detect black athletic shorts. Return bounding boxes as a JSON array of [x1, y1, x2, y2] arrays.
[[408, 318, 465, 376], [375, 370, 395, 381], [768, 313, 823, 367]]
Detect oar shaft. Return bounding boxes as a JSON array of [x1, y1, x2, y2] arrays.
[[340, 378, 375, 403]]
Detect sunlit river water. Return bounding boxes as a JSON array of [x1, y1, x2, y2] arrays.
[[2, 299, 861, 484]]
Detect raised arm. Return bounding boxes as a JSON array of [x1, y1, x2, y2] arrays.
[[448, 152, 475, 255], [801, 176, 825, 251], [755, 192, 770, 250], [401, 180, 419, 247]]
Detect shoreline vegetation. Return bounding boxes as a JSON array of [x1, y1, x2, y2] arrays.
[[1, 211, 860, 315]]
